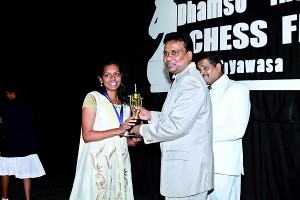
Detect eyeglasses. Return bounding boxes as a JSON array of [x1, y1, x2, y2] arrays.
[[163, 50, 183, 57]]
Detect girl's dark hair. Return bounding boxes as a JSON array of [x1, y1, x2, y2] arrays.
[[4, 84, 18, 93], [96, 60, 129, 104], [3, 82, 30, 110]]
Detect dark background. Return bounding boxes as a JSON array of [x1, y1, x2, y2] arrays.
[[1, 1, 300, 200], [1, 1, 164, 199]]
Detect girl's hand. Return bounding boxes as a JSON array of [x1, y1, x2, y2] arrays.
[[119, 116, 136, 133]]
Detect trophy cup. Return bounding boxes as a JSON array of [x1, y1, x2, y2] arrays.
[[129, 83, 143, 125]]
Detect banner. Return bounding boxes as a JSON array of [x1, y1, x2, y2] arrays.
[[146, 0, 300, 92]]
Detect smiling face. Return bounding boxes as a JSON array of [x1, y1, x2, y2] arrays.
[[163, 40, 192, 75], [99, 64, 122, 92], [197, 58, 222, 85]]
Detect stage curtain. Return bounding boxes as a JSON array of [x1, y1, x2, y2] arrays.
[[242, 91, 300, 200]]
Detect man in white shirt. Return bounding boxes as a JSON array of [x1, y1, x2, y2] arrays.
[[197, 54, 251, 200]]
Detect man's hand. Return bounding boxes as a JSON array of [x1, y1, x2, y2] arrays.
[[135, 106, 152, 121], [127, 137, 142, 147], [130, 124, 142, 135]]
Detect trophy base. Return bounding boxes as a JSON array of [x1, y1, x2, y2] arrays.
[[119, 133, 143, 138]]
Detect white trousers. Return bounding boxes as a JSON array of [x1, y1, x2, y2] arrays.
[[207, 174, 241, 200], [166, 191, 208, 200]]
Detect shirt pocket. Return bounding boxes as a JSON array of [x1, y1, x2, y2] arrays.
[[165, 150, 188, 161]]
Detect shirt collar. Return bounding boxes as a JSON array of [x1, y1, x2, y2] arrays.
[[173, 62, 196, 80]]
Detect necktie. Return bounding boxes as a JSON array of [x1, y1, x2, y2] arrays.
[[208, 85, 212, 91], [170, 75, 175, 88]]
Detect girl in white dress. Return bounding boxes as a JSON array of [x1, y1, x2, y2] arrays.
[[0, 83, 45, 200], [70, 60, 141, 200]]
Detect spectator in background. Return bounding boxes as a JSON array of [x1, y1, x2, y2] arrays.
[[197, 54, 251, 200], [0, 83, 46, 200]]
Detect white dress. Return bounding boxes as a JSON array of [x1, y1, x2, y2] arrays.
[[0, 100, 45, 179], [69, 91, 134, 200]]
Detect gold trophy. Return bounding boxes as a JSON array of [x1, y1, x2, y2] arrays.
[[129, 83, 143, 125]]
